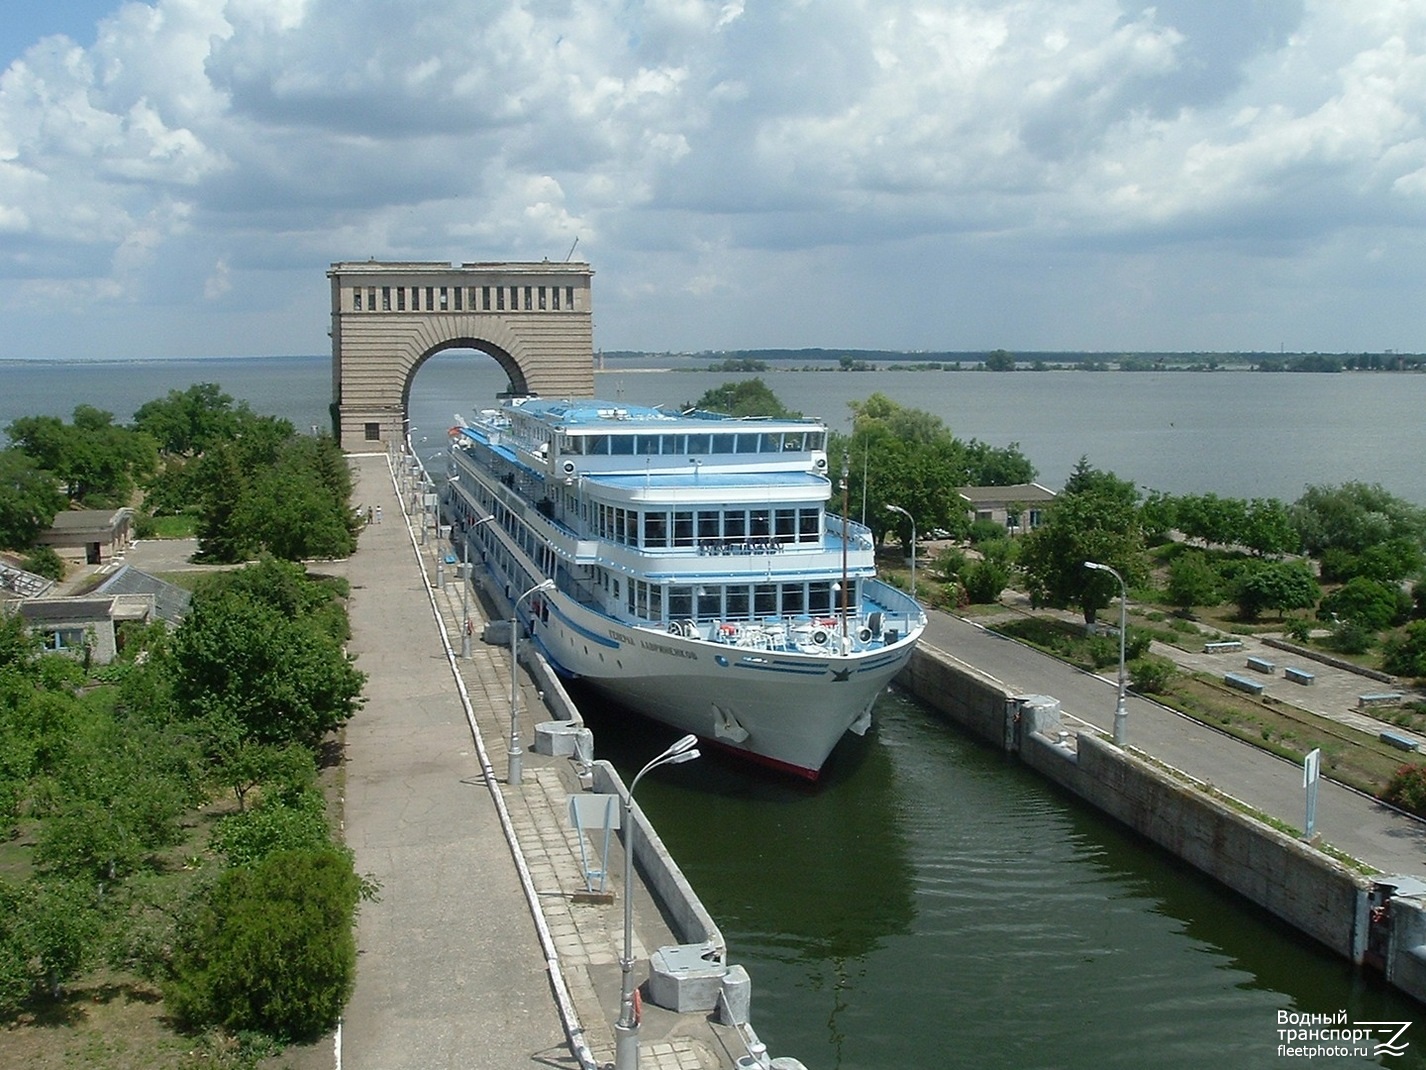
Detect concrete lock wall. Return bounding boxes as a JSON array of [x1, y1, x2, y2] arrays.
[[900, 645, 1371, 964], [589, 759, 727, 961]]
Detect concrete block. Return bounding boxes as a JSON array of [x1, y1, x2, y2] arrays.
[[648, 944, 725, 1013], [717, 964, 751, 1025], [535, 720, 581, 757]]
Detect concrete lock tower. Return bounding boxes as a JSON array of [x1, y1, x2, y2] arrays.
[[329, 260, 596, 450]]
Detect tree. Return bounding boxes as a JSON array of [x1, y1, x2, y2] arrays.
[[1319, 577, 1410, 632], [1167, 550, 1222, 614], [167, 847, 364, 1039], [172, 565, 365, 748], [983, 349, 1016, 371], [1292, 482, 1426, 557], [131, 382, 242, 456], [8, 407, 156, 507], [0, 449, 64, 550], [1233, 560, 1320, 621], [1241, 498, 1300, 556], [1018, 478, 1144, 626], [1383, 621, 1426, 678], [689, 378, 799, 418]]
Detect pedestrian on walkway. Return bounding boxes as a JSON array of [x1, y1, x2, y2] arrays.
[[375, 504, 383, 524], [367, 506, 374, 525]]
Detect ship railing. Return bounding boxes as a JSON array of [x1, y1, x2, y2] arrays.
[[824, 512, 876, 550]]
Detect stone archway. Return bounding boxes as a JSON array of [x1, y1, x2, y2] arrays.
[[329, 260, 595, 449]]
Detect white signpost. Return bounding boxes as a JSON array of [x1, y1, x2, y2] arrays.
[[1303, 748, 1322, 839]]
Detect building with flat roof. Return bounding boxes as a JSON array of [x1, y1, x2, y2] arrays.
[[35, 507, 134, 565], [958, 483, 1058, 535]]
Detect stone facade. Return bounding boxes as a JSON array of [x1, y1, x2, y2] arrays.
[[329, 260, 596, 450]]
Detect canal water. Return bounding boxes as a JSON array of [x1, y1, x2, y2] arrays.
[[575, 686, 1426, 1069]]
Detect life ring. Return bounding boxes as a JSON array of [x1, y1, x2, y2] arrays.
[[811, 629, 829, 646], [857, 627, 873, 643]]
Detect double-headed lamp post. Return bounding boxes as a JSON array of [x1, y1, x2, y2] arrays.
[[616, 733, 701, 1070], [508, 578, 555, 785], [885, 503, 917, 600], [1084, 561, 1128, 746]]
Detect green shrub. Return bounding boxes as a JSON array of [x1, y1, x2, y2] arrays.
[[1325, 619, 1374, 655], [20, 546, 64, 582], [210, 789, 331, 868], [1383, 621, 1426, 678], [1129, 655, 1176, 695], [963, 559, 1009, 604], [167, 847, 366, 1040], [1385, 764, 1426, 817]]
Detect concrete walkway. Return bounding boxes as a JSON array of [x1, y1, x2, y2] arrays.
[[335, 453, 735, 1070]]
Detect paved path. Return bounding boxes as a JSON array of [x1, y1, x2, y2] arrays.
[[336, 453, 734, 1070], [922, 611, 1426, 881]]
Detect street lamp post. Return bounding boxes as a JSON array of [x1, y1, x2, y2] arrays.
[[458, 509, 493, 658], [508, 578, 555, 785], [1084, 561, 1128, 746], [615, 734, 700, 1070], [885, 503, 917, 600]]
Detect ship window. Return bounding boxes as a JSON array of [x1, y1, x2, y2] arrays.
[[610, 436, 634, 455], [636, 434, 661, 455], [686, 434, 710, 455], [761, 433, 782, 453], [726, 585, 749, 620], [750, 508, 770, 537], [650, 585, 663, 620], [783, 432, 804, 451], [808, 581, 832, 615], [754, 584, 777, 616], [643, 511, 667, 547], [799, 509, 820, 542], [809, 432, 826, 451], [697, 587, 720, 619], [697, 511, 720, 543], [724, 510, 746, 539], [636, 581, 648, 618], [735, 434, 760, 454], [712, 434, 735, 454], [782, 585, 805, 615], [668, 586, 693, 618], [672, 511, 694, 547], [775, 509, 796, 540]]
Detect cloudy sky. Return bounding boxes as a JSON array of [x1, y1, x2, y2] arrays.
[[1, 0, 1423, 359]]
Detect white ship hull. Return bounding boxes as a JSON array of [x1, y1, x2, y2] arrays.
[[527, 589, 916, 777]]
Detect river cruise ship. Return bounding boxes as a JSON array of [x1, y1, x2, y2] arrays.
[[443, 397, 925, 778]]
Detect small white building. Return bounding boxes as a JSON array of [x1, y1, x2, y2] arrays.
[[958, 483, 1058, 535], [35, 508, 135, 566], [8, 566, 190, 664]]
